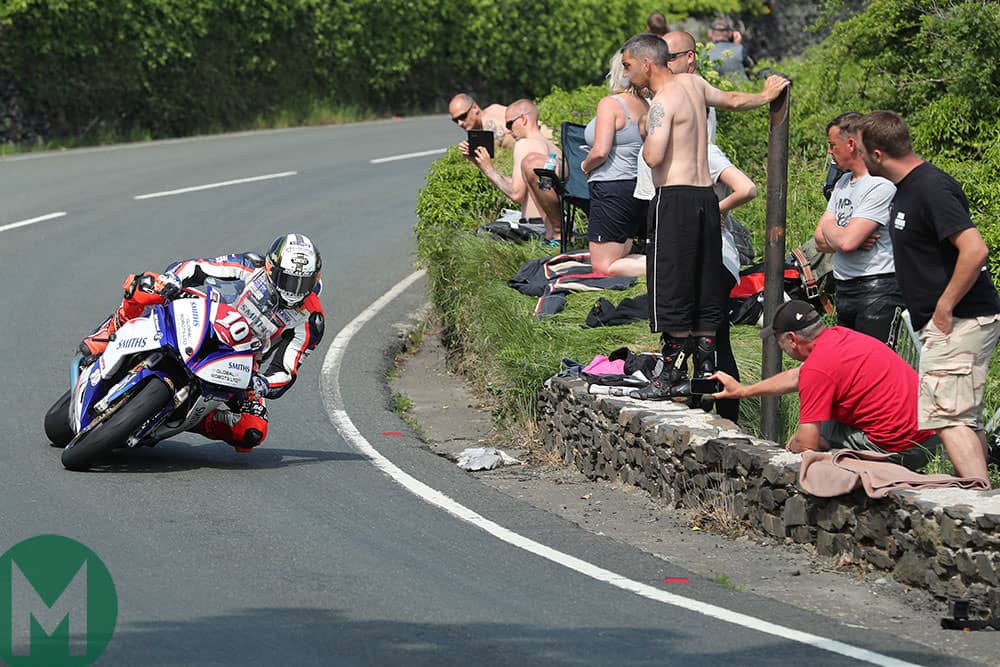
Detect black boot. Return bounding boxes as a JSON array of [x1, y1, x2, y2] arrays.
[[689, 335, 718, 410], [631, 335, 691, 401], [693, 335, 717, 379]]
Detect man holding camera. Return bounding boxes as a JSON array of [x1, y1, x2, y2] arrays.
[[461, 99, 563, 244], [711, 300, 939, 470]]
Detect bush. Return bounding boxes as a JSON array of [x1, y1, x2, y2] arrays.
[[6, 0, 762, 141]]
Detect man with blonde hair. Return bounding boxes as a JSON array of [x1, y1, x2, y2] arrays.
[[462, 99, 563, 244]]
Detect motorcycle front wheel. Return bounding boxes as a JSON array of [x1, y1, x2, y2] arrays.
[[61, 378, 171, 471]]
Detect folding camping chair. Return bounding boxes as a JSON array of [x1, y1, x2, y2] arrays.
[[558, 122, 591, 254]]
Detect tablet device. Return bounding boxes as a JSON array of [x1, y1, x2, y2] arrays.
[[467, 129, 495, 158]]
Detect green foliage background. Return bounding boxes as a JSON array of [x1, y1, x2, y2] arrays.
[[0, 0, 759, 140]]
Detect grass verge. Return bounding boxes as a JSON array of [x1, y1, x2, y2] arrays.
[[0, 101, 382, 157]]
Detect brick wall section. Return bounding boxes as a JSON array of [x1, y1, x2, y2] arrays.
[[539, 376, 1000, 617]]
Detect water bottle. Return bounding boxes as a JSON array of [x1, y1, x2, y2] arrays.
[[539, 152, 557, 191]]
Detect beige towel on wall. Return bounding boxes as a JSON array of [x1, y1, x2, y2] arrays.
[[798, 449, 989, 498]]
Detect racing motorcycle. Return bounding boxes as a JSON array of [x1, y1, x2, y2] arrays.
[[45, 280, 261, 471]]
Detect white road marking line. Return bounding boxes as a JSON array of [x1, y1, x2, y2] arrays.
[[370, 148, 447, 164], [0, 211, 67, 233], [133, 171, 297, 200], [320, 270, 921, 667]]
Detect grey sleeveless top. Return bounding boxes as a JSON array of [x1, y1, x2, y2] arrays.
[[584, 95, 643, 183]]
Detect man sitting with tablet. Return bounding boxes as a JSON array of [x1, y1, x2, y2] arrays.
[[710, 300, 940, 469], [449, 93, 554, 151], [449, 94, 516, 150], [460, 99, 564, 245]]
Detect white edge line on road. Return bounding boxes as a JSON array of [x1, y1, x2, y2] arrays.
[[0, 211, 67, 234], [370, 148, 447, 164], [320, 269, 921, 667], [134, 171, 297, 200]]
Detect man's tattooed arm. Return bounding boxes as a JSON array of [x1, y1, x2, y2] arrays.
[[486, 170, 514, 199], [647, 103, 664, 134]]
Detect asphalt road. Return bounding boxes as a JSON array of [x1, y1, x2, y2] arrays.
[[0, 119, 972, 666]]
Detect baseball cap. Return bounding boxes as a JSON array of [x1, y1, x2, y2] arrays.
[[711, 18, 733, 31], [759, 300, 821, 339]]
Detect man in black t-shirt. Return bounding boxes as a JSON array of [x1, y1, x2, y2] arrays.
[[858, 111, 1000, 484]]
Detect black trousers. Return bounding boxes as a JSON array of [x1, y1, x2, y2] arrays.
[[835, 274, 905, 344]]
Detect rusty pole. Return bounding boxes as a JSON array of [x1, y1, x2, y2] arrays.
[[761, 83, 790, 442]]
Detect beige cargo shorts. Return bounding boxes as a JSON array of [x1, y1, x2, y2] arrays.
[[917, 313, 1000, 430]]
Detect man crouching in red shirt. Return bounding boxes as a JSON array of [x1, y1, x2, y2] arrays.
[[711, 300, 938, 471]]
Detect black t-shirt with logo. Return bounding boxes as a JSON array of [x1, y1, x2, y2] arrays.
[[889, 162, 1000, 331]]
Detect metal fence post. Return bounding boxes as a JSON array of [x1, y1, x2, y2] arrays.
[[761, 83, 790, 442]]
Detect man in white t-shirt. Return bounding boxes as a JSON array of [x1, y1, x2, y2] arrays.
[[813, 112, 905, 343]]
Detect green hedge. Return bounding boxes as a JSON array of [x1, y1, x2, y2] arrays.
[[3, 0, 766, 140]]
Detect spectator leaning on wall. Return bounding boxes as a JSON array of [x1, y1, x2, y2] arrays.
[[711, 300, 941, 471]]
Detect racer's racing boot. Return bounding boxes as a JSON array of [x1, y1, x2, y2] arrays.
[[79, 273, 167, 356], [631, 335, 692, 401], [193, 396, 269, 452], [80, 312, 124, 357]]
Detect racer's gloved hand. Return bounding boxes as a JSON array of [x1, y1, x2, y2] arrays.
[[251, 374, 270, 398], [123, 272, 157, 298], [155, 275, 183, 301]]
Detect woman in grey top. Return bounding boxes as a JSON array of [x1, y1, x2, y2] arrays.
[[579, 52, 649, 277]]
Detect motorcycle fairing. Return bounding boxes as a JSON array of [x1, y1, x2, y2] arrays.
[[98, 313, 164, 379], [191, 352, 254, 389]]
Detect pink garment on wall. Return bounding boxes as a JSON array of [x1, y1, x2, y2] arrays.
[[798, 449, 989, 498]]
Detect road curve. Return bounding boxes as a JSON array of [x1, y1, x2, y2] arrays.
[[0, 119, 962, 666]]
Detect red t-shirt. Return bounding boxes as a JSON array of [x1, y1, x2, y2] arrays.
[[798, 327, 934, 451]]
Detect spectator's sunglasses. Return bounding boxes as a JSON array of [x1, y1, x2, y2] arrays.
[[505, 113, 525, 130], [451, 107, 473, 123], [666, 49, 694, 62]]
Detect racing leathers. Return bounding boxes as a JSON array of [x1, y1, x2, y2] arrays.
[[80, 253, 325, 450]]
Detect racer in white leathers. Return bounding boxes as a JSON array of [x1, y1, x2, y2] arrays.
[[80, 234, 325, 450]]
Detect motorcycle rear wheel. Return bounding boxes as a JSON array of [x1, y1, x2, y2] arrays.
[[61, 378, 171, 471], [44, 391, 75, 447]]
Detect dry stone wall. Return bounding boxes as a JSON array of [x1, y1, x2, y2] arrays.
[[539, 375, 1000, 617]]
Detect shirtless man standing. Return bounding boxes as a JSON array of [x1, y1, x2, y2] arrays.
[[620, 32, 789, 400], [462, 99, 563, 243]]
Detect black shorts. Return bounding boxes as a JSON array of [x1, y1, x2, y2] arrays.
[[647, 185, 723, 332], [587, 179, 647, 243]]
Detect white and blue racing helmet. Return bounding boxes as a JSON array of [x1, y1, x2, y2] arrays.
[[265, 234, 321, 307]]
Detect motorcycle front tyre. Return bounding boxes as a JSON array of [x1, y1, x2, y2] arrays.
[[61, 377, 171, 471], [44, 391, 75, 447]]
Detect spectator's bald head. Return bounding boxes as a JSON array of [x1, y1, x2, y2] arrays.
[[448, 93, 481, 130], [507, 99, 538, 122], [663, 31, 697, 74], [504, 99, 539, 138]]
